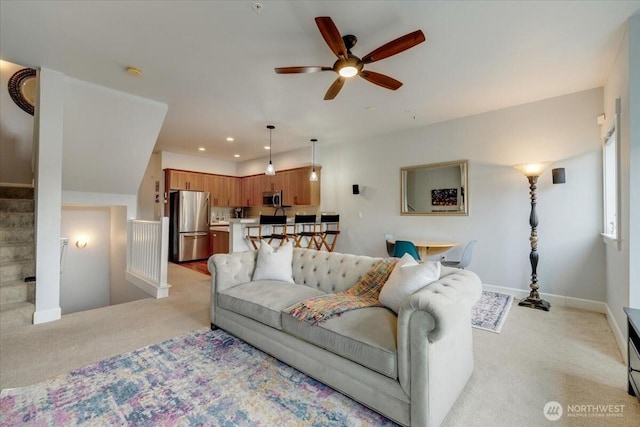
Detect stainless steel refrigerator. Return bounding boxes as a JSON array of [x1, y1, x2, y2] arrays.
[[169, 190, 210, 262]]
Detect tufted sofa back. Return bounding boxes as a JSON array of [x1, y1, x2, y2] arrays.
[[292, 248, 381, 293]]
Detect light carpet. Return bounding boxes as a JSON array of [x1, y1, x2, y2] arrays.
[[471, 290, 513, 333], [0, 328, 397, 426]]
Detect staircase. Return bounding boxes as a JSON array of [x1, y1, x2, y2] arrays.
[[0, 186, 35, 329]]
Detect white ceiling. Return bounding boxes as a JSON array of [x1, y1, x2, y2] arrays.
[[1, 1, 638, 162]]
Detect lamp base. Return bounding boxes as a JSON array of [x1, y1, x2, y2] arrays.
[[518, 297, 551, 311]]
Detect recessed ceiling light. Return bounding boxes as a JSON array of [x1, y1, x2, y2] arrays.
[[234, 154, 240, 158], [264, 146, 270, 150], [226, 137, 234, 142], [198, 147, 206, 151], [126, 66, 143, 77], [365, 106, 376, 111]]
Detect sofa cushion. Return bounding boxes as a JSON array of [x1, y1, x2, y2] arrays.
[[379, 253, 441, 313], [218, 281, 325, 329], [252, 241, 294, 283], [281, 307, 398, 379]]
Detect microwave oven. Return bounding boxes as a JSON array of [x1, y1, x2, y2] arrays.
[[262, 190, 283, 207]]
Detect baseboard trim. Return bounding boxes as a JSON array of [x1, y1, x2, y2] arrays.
[[33, 306, 61, 324], [126, 271, 171, 299], [482, 284, 626, 361]]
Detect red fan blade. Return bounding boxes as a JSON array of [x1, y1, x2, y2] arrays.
[[275, 66, 332, 74], [362, 30, 425, 64], [324, 77, 346, 100], [359, 71, 403, 90], [315, 17, 349, 59]]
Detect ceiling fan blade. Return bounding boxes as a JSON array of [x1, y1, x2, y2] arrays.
[[359, 71, 403, 90], [275, 66, 332, 74], [324, 77, 346, 100], [362, 30, 426, 64], [315, 17, 349, 59]]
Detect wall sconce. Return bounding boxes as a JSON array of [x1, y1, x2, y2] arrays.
[[512, 161, 554, 311], [75, 236, 88, 249]]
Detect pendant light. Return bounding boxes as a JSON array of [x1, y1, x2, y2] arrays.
[[309, 138, 318, 181], [265, 125, 275, 176]]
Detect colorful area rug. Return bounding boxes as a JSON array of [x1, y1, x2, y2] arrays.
[[471, 290, 513, 333], [0, 329, 397, 426]]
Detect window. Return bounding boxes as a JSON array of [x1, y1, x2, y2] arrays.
[[602, 99, 621, 247]]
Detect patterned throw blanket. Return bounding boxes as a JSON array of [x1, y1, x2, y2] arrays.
[[288, 258, 398, 325]]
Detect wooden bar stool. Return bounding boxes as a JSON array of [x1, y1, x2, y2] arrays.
[[319, 214, 340, 252], [246, 215, 288, 249], [292, 214, 321, 249]]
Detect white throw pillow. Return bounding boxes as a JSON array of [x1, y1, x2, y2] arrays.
[[379, 253, 441, 313], [252, 240, 295, 283]]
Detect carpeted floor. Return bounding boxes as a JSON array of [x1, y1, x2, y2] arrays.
[[1, 263, 639, 426]]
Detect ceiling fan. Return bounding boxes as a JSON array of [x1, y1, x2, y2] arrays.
[[275, 17, 425, 100]]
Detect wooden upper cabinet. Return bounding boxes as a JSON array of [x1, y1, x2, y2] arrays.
[[228, 177, 242, 206], [166, 169, 205, 191], [284, 167, 320, 206]]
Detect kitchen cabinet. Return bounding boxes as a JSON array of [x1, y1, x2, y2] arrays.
[[241, 175, 261, 207], [228, 177, 242, 206], [210, 230, 229, 255], [166, 169, 205, 191], [283, 166, 321, 206]]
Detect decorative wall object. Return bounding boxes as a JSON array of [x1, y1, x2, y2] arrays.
[[8, 68, 36, 115], [431, 188, 457, 206]]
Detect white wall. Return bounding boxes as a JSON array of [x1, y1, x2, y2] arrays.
[[60, 206, 111, 314], [62, 78, 167, 194], [603, 15, 640, 342], [0, 60, 33, 185], [138, 152, 163, 220], [320, 88, 605, 301], [161, 151, 238, 176], [628, 14, 640, 310]]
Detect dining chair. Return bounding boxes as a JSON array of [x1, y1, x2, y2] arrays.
[[392, 240, 421, 261], [384, 233, 395, 257], [442, 240, 477, 269], [245, 215, 288, 249], [292, 214, 321, 249], [319, 214, 340, 252]]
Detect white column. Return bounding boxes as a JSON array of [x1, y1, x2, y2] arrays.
[[33, 67, 65, 324]]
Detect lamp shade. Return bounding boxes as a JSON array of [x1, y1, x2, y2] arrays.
[[513, 161, 554, 177]]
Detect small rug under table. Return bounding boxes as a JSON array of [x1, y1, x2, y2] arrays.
[[0, 329, 397, 427], [471, 290, 514, 334]]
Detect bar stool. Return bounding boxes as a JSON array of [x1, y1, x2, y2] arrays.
[[245, 215, 288, 249], [319, 214, 340, 252], [291, 214, 321, 249]]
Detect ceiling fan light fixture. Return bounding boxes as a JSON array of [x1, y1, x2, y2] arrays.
[[339, 65, 358, 78]]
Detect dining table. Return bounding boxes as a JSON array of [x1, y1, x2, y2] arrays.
[[388, 238, 458, 259]]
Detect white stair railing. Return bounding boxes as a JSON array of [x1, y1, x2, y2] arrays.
[[126, 217, 170, 298]]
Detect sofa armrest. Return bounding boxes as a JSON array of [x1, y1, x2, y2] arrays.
[[208, 251, 257, 310], [396, 269, 482, 397]]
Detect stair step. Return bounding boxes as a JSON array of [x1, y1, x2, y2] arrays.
[[0, 212, 34, 228], [0, 186, 34, 200], [0, 228, 35, 244], [0, 260, 35, 283], [0, 198, 34, 213], [0, 242, 35, 263], [0, 280, 35, 304], [0, 301, 34, 330]]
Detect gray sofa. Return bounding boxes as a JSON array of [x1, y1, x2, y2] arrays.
[[208, 248, 482, 426]]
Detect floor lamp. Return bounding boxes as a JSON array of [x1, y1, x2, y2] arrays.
[[513, 161, 554, 311]]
